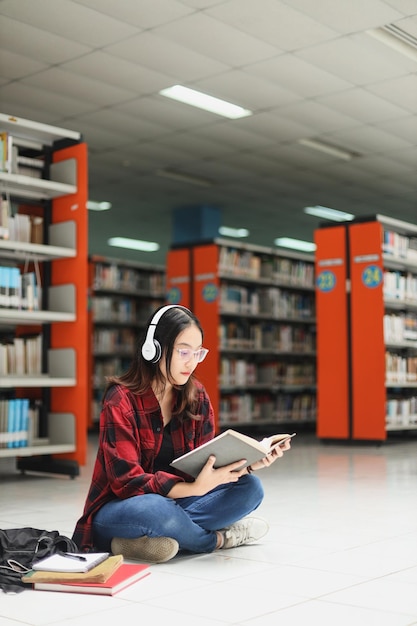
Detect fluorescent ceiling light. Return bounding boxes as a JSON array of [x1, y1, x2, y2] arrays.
[[304, 205, 354, 222], [156, 169, 213, 187], [298, 138, 357, 161], [87, 200, 112, 211], [367, 25, 417, 62], [219, 226, 249, 238], [159, 85, 252, 119], [108, 237, 160, 252], [274, 237, 316, 253]]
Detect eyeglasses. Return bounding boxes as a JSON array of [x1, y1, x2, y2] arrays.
[[175, 347, 209, 363]]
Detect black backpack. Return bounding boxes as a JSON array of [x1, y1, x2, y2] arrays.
[[0, 527, 78, 593]]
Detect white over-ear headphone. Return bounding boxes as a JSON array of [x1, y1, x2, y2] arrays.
[[141, 305, 191, 363]]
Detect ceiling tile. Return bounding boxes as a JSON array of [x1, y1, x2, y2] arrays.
[[207, 0, 337, 49], [149, 130, 237, 160], [104, 31, 230, 82], [153, 11, 280, 65], [0, 50, 47, 80], [0, 0, 140, 46], [367, 74, 417, 113], [0, 82, 97, 118], [0, 99, 58, 124], [246, 54, 352, 98], [353, 154, 416, 178], [179, 0, 222, 7], [106, 141, 193, 170], [296, 34, 413, 85], [221, 152, 294, 177], [279, 0, 403, 32], [63, 123, 132, 152], [386, 146, 417, 168], [383, 0, 417, 16], [326, 124, 414, 156], [376, 115, 417, 142], [182, 158, 256, 184], [318, 87, 412, 122], [260, 142, 342, 168], [115, 96, 220, 130], [194, 69, 301, 110], [315, 160, 391, 186], [191, 121, 276, 150], [62, 52, 174, 95], [233, 111, 314, 143], [0, 16, 91, 63], [400, 14, 417, 35], [74, 108, 171, 142], [22, 68, 137, 106], [273, 100, 359, 133], [72, 0, 193, 28]]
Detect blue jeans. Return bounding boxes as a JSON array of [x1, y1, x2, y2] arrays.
[[92, 474, 264, 554]]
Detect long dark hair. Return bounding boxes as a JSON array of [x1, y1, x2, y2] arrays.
[[105, 305, 205, 420]]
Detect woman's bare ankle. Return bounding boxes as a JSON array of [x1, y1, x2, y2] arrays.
[[215, 530, 224, 550]]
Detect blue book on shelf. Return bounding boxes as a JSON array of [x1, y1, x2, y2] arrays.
[[20, 398, 29, 447], [6, 399, 16, 449], [14, 398, 22, 448]]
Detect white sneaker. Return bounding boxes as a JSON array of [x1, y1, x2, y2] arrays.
[[111, 536, 179, 563], [221, 517, 269, 550]]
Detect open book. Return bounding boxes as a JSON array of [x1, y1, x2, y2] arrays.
[[170, 429, 295, 478]]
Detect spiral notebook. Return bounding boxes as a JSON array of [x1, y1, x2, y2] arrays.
[[32, 552, 110, 573]]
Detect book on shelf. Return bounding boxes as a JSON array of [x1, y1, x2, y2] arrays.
[[0, 132, 13, 173], [6, 399, 16, 449], [22, 554, 123, 585], [27, 562, 151, 596], [170, 429, 295, 478], [0, 397, 30, 449], [21, 271, 42, 311], [0, 197, 11, 239], [32, 551, 110, 573]]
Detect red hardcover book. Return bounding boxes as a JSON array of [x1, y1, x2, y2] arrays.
[[32, 563, 150, 596]]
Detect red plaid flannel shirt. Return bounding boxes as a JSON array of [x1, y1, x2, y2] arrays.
[[72, 381, 215, 551]]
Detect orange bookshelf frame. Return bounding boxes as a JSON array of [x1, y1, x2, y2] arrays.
[[166, 248, 192, 309], [315, 218, 397, 441], [50, 142, 89, 464], [191, 244, 220, 432], [167, 244, 221, 432], [315, 225, 350, 439], [349, 221, 386, 440]]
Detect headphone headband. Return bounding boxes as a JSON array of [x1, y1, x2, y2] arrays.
[[141, 305, 191, 362]]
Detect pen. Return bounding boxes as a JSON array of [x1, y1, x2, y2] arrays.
[[61, 552, 87, 562]]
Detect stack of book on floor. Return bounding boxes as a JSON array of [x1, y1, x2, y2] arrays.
[[22, 551, 150, 596]]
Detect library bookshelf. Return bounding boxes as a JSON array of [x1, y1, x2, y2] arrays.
[[0, 113, 88, 477], [167, 239, 316, 433], [315, 215, 417, 441], [88, 256, 165, 426]]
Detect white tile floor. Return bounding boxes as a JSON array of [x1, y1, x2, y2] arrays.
[[1, 432, 417, 626]]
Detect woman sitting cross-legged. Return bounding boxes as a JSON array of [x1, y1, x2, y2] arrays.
[[72, 305, 291, 563]]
